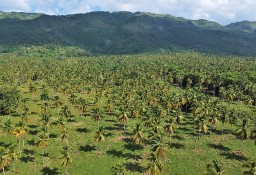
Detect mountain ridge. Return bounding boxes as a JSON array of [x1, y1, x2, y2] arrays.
[[0, 11, 256, 56]]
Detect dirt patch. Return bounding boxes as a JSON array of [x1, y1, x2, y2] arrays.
[[111, 136, 126, 142]]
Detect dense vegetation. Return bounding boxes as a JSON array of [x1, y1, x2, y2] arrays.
[[0, 52, 255, 175], [1, 11, 256, 55]]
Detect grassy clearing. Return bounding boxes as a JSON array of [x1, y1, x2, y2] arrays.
[[0, 82, 255, 175]]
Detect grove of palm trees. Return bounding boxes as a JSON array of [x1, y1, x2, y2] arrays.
[[0, 52, 255, 175]]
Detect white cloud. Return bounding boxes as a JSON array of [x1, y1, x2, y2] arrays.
[[0, 0, 256, 24]]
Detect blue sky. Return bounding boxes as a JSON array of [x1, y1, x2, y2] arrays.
[[0, 0, 256, 25]]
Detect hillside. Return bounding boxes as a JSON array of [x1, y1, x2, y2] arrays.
[[1, 11, 256, 55]]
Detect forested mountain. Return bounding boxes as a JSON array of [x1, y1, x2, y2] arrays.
[[1, 11, 256, 55]]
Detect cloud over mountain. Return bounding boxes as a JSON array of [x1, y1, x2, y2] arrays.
[[0, 0, 256, 24]]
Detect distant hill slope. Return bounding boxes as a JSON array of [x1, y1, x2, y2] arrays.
[[0, 11, 43, 20], [0, 11, 256, 56]]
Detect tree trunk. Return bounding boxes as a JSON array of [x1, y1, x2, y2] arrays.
[[3, 167, 5, 175], [42, 149, 45, 166], [66, 166, 69, 175], [13, 162, 16, 173]]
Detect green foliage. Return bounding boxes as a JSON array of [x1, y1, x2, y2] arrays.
[[0, 12, 256, 55]]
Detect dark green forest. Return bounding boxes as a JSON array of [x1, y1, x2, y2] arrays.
[[1, 11, 256, 55]]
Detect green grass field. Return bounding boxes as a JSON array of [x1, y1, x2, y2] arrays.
[[1, 81, 255, 175]]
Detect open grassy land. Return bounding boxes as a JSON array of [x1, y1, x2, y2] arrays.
[[0, 52, 256, 175]]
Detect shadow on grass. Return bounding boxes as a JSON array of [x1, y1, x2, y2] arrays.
[[0, 141, 9, 147], [27, 139, 35, 146], [170, 142, 185, 149], [49, 133, 58, 138], [28, 125, 38, 129], [23, 149, 35, 155], [179, 127, 192, 132], [76, 127, 89, 133], [106, 149, 142, 160], [20, 156, 35, 163], [105, 126, 119, 131], [124, 143, 144, 151], [41, 167, 60, 175], [208, 143, 231, 151], [125, 162, 145, 173], [105, 119, 116, 123], [29, 130, 39, 135], [67, 119, 76, 122], [211, 129, 232, 135], [220, 152, 248, 161], [172, 135, 185, 140], [105, 132, 113, 137], [79, 145, 96, 152]]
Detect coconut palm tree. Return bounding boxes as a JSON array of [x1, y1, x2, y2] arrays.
[[13, 121, 27, 153], [39, 113, 52, 130], [237, 119, 251, 140], [146, 153, 163, 175], [59, 145, 74, 175], [92, 108, 102, 128], [243, 160, 256, 175], [36, 131, 49, 166], [118, 111, 129, 131], [0, 147, 9, 175], [60, 127, 69, 143], [59, 105, 73, 120], [78, 97, 87, 116], [164, 118, 177, 145], [94, 126, 106, 150], [68, 93, 77, 106], [195, 117, 208, 134], [205, 160, 225, 175], [111, 162, 126, 175], [2, 118, 14, 143], [40, 90, 49, 101], [174, 110, 184, 124], [151, 135, 167, 159], [132, 123, 143, 145], [5, 144, 18, 173]]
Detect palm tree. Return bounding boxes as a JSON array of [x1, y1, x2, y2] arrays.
[[146, 153, 163, 175], [5, 144, 18, 173], [60, 127, 69, 143], [205, 160, 225, 175], [41, 102, 50, 114], [164, 118, 177, 145], [36, 131, 49, 166], [174, 110, 184, 124], [132, 124, 143, 145], [2, 118, 14, 143], [94, 126, 106, 150], [237, 119, 251, 140], [243, 160, 256, 175], [78, 97, 87, 116], [52, 95, 63, 108], [195, 117, 208, 137], [111, 162, 126, 175], [0, 147, 9, 175], [59, 145, 73, 175], [39, 113, 52, 130], [13, 121, 27, 153], [59, 105, 73, 120], [68, 93, 77, 106], [56, 116, 66, 130], [151, 135, 167, 159], [92, 108, 102, 128], [118, 111, 129, 131], [40, 90, 49, 101], [29, 83, 37, 98]]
